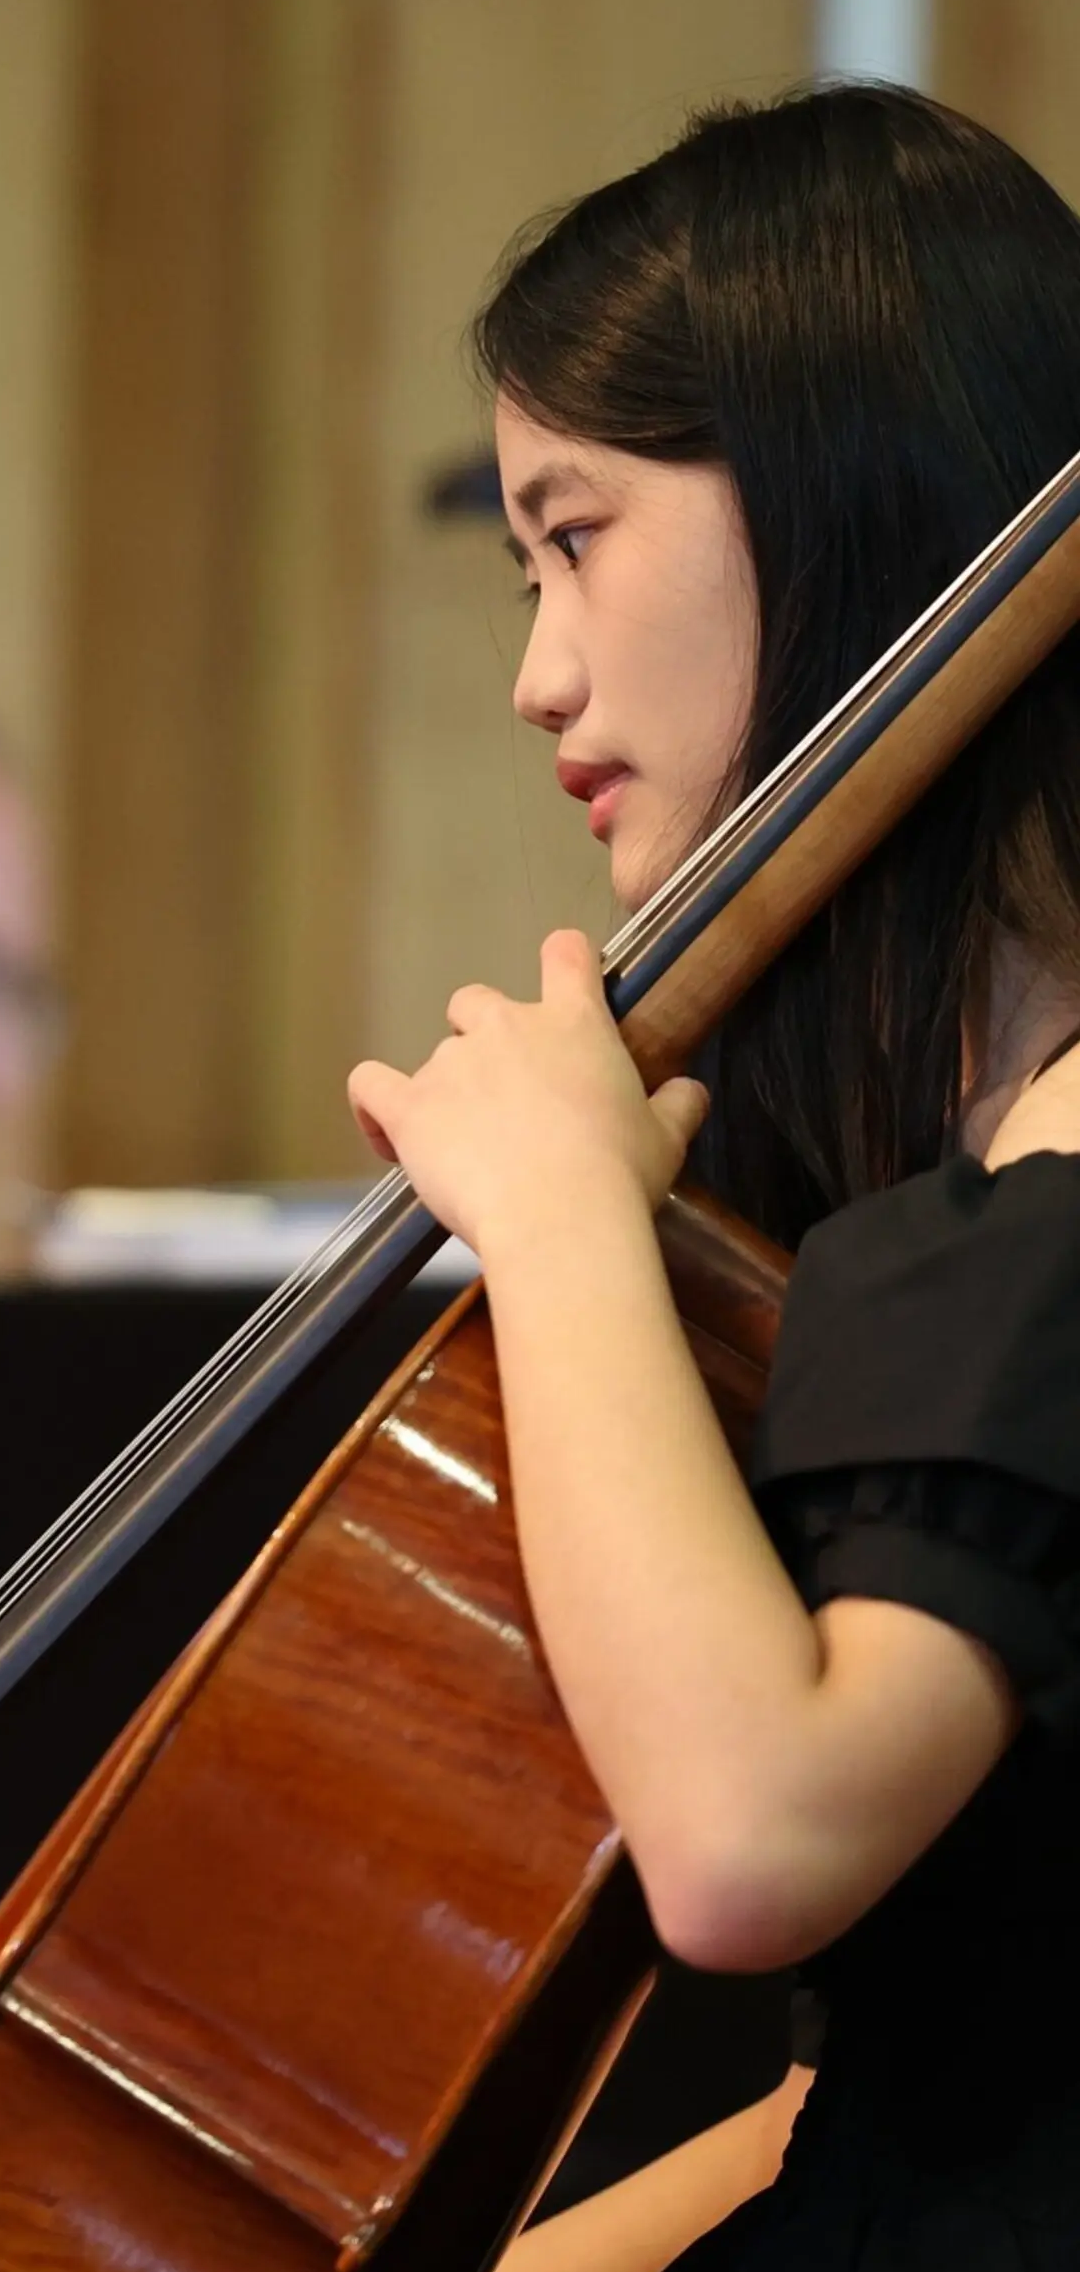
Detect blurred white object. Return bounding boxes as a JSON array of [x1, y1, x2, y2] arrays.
[[815, 0, 929, 87], [34, 1185, 479, 1289]]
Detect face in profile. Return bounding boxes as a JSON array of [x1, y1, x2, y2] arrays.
[[497, 395, 759, 911]]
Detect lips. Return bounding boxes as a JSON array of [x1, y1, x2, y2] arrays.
[[554, 758, 633, 804]]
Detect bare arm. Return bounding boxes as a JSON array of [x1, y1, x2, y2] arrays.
[[481, 1174, 1018, 1969], [499, 2065, 814, 2272]]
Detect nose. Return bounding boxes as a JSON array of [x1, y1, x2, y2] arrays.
[[512, 608, 587, 735]]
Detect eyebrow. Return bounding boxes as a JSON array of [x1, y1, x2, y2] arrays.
[[511, 460, 591, 524]]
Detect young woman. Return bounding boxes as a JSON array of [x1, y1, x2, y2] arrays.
[[348, 84, 1080, 2268]]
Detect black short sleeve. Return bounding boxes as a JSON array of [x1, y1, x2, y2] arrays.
[[751, 1153, 1080, 1741], [762, 1462, 1080, 1741]]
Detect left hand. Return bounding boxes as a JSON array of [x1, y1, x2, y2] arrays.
[[347, 929, 710, 1254]]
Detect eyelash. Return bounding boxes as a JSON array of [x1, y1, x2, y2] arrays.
[[519, 523, 593, 607]]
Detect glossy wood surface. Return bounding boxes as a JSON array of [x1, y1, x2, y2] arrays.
[[656, 1183, 789, 1466], [0, 1189, 786, 2265], [0, 2017, 329, 2271]]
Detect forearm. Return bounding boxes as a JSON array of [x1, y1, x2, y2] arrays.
[[480, 1177, 823, 1928], [499, 2064, 813, 2272]]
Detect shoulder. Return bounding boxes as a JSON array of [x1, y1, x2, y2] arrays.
[[984, 1035, 1080, 1171]]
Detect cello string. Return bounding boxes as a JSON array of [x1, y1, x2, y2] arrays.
[[0, 1238, 411, 1612], [0, 1173, 414, 1596], [41, 1184, 396, 1499], [0, 1250, 375, 1604]]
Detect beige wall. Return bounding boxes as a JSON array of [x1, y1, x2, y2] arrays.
[[936, 0, 1080, 209]]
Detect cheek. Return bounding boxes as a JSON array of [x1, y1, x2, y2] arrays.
[[604, 621, 755, 907], [675, 575, 756, 766], [633, 605, 753, 805], [618, 536, 753, 748], [660, 520, 758, 785]]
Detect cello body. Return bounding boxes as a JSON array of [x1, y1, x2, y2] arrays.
[[0, 1189, 787, 2271]]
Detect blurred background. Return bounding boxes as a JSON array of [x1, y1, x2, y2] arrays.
[[4, 0, 1079, 1258]]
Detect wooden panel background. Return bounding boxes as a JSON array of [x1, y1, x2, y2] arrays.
[[55, 0, 808, 1190], [240, 2, 389, 1182], [58, 0, 256, 1187], [0, 0, 75, 1205], [57, 0, 386, 1187], [0, 0, 74, 811], [5, 3, 1080, 1190]]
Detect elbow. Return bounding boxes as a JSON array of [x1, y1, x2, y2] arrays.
[[637, 1828, 826, 1975]]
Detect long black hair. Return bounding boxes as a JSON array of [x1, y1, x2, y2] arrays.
[[473, 83, 1080, 1249]]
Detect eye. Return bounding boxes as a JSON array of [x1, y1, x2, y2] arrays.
[[546, 522, 593, 569], [516, 522, 595, 609]]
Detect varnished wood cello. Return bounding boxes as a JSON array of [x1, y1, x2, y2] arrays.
[[1, 454, 1080, 2269]]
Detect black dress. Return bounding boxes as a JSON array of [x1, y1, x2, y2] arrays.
[[674, 1148, 1080, 2269]]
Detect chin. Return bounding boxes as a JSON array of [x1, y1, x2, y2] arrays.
[[609, 836, 677, 915]]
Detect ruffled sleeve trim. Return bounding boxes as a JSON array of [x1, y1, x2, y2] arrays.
[[762, 1462, 1080, 1742]]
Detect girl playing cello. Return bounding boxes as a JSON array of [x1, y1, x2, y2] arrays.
[[349, 84, 1080, 2269]]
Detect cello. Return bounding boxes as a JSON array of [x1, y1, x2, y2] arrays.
[[0, 452, 1079, 2269]]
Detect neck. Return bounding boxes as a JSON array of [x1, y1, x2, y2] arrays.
[[960, 934, 1080, 1161]]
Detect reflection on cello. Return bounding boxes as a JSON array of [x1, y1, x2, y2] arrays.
[[5, 81, 1080, 2272]]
